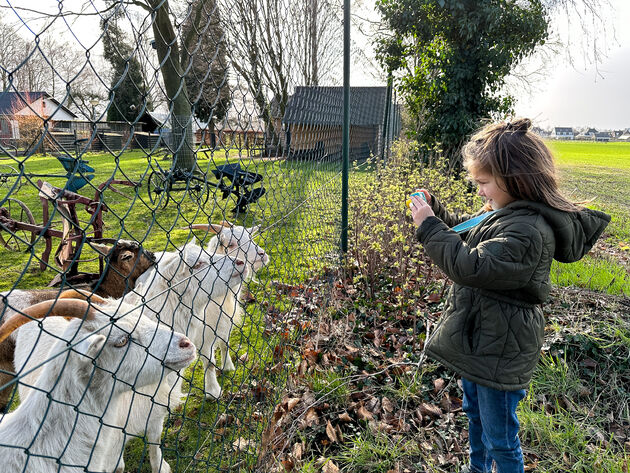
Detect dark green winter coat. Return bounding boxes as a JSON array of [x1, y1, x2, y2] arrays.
[[416, 197, 610, 391]]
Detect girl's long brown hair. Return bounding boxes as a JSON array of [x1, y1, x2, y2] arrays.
[[462, 118, 580, 212]]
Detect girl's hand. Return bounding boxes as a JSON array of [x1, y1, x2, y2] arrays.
[[417, 189, 431, 204], [410, 189, 434, 226]]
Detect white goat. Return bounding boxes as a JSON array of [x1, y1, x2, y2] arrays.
[[190, 221, 269, 376], [1, 297, 196, 473], [102, 239, 249, 473], [22, 240, 251, 473]]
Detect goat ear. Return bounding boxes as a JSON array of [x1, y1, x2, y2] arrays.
[[88, 242, 113, 256], [75, 334, 107, 360], [180, 241, 208, 271], [220, 220, 233, 228]]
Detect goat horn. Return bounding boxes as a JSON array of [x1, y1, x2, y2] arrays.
[[188, 223, 230, 234], [0, 299, 97, 344], [88, 242, 113, 256], [58, 289, 106, 305]]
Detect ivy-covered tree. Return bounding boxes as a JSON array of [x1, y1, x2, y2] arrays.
[[101, 18, 150, 123], [375, 0, 548, 165], [182, 0, 231, 146]]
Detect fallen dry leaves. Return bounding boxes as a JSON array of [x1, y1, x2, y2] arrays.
[[257, 269, 629, 473]]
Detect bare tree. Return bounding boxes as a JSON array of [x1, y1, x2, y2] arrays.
[[3, 1, 225, 171], [220, 0, 345, 151], [0, 18, 28, 90]]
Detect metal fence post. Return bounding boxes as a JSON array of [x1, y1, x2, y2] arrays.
[[381, 72, 393, 163], [341, 0, 350, 255]]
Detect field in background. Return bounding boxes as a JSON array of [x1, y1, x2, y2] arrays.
[[546, 140, 630, 296]]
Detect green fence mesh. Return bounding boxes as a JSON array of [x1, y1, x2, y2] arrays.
[[0, 1, 399, 471]]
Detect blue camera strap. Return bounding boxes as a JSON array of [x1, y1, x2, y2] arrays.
[[451, 210, 497, 234]]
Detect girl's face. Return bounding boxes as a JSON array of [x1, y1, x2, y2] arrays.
[[471, 169, 515, 210]]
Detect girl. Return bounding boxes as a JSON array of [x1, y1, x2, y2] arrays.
[[409, 118, 610, 473]]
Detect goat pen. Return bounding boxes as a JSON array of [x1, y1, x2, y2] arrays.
[[0, 1, 399, 471]]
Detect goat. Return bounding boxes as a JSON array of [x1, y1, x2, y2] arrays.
[[0, 297, 196, 473], [131, 238, 249, 399], [190, 221, 269, 374], [87, 238, 157, 299], [56, 239, 249, 473], [0, 239, 156, 412]]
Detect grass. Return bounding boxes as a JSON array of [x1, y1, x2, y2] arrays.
[[265, 142, 630, 473], [546, 140, 630, 295], [333, 430, 421, 473]]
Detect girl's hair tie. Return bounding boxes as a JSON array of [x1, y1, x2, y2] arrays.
[[505, 121, 513, 131]]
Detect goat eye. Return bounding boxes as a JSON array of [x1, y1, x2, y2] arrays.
[[113, 335, 129, 348]]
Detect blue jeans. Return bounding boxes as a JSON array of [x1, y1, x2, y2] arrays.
[[461, 378, 527, 473]]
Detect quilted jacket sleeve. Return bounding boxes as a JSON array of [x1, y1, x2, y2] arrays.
[[416, 216, 544, 290]]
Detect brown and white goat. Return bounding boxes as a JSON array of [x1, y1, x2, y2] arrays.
[[0, 239, 156, 412]]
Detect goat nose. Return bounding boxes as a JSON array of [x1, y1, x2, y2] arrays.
[[179, 337, 193, 349], [235, 259, 245, 267]]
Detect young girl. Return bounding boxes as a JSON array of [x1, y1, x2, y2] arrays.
[[409, 118, 610, 473]]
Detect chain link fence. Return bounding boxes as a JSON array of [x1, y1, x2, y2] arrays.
[[0, 1, 399, 471]]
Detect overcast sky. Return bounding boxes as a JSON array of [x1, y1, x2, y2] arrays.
[[6, 0, 628, 130], [353, 0, 630, 131], [512, 0, 630, 130]]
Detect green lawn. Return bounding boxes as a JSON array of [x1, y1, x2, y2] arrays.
[[1, 140, 627, 471], [546, 140, 630, 295], [547, 140, 630, 170]]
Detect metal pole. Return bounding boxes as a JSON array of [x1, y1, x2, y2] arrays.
[[341, 0, 350, 254], [381, 72, 393, 162]]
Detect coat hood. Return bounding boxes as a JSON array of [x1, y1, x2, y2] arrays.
[[505, 201, 610, 263]]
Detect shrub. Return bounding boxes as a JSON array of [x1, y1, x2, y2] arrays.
[[348, 140, 478, 299]]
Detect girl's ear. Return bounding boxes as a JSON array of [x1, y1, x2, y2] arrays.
[[75, 334, 107, 360]]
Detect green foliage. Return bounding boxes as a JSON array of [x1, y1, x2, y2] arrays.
[[348, 140, 477, 297], [182, 0, 231, 125], [101, 17, 151, 122], [375, 0, 549, 163]]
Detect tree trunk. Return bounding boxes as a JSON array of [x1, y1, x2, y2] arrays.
[[149, 0, 196, 171]]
